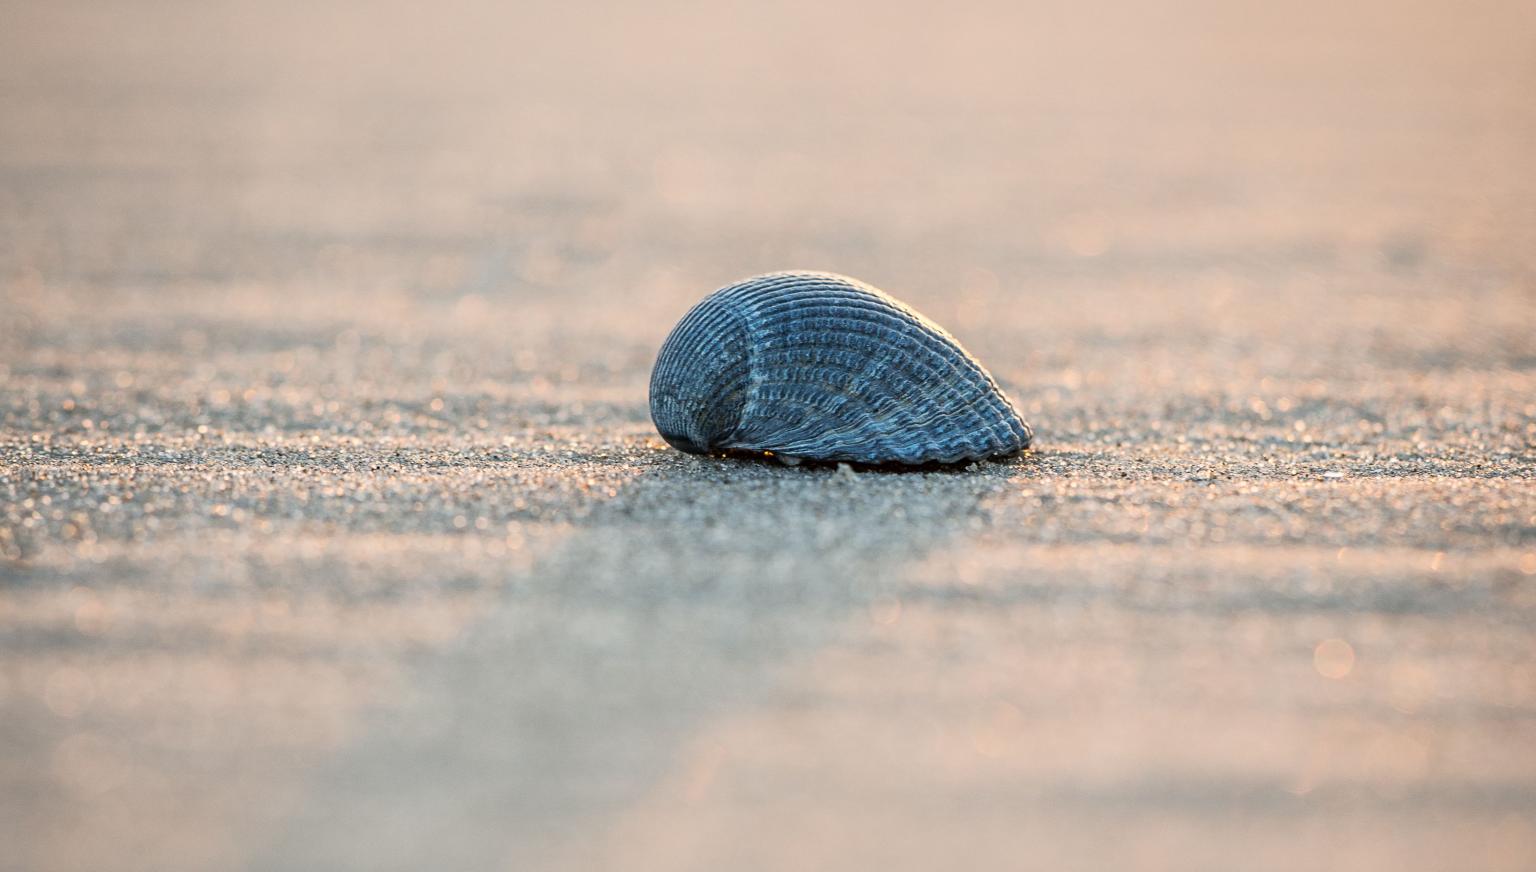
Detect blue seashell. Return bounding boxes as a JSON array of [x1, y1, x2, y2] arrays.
[[649, 271, 1032, 465]]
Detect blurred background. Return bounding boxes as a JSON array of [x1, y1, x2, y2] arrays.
[[5, 0, 1532, 329], [2, 1, 1534, 870]]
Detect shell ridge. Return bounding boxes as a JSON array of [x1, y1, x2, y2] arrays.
[[744, 278, 1023, 459], [649, 291, 754, 451], [650, 272, 1031, 464]]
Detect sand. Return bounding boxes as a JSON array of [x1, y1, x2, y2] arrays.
[[2, 1, 1535, 869]]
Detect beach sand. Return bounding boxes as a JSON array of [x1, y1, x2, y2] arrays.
[[2, 1, 1534, 869]]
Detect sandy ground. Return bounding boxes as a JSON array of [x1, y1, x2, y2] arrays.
[[2, 1, 1535, 869]]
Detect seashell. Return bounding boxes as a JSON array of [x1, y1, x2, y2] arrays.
[[649, 271, 1032, 465]]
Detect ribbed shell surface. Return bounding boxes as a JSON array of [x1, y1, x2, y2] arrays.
[[649, 272, 1032, 465]]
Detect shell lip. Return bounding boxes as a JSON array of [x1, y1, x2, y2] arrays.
[[717, 446, 1033, 472], [657, 431, 709, 455]]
